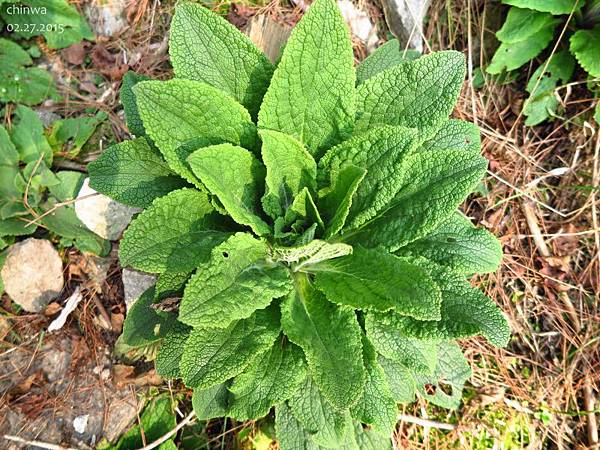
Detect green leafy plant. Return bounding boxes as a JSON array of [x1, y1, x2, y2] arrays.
[[0, 0, 94, 106], [89, 0, 510, 447], [487, 0, 600, 125], [0, 105, 109, 255]]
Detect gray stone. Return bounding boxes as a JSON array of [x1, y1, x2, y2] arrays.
[[35, 108, 61, 127], [122, 268, 157, 311], [75, 178, 141, 241], [1, 238, 64, 312], [380, 0, 431, 52], [338, 0, 379, 52], [85, 0, 128, 37]]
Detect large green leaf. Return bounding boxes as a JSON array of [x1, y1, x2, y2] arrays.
[[134, 79, 257, 185], [155, 322, 191, 379], [288, 377, 354, 448], [179, 233, 292, 328], [120, 188, 231, 273], [258, 0, 355, 156], [120, 286, 177, 348], [0, 37, 32, 65], [345, 149, 487, 251], [417, 119, 480, 154], [0, 217, 36, 236], [495, 7, 555, 44], [228, 341, 307, 420], [355, 51, 465, 133], [501, 0, 582, 14], [260, 129, 317, 220], [378, 356, 417, 403], [570, 24, 600, 78], [169, 2, 274, 118], [281, 277, 365, 410], [119, 71, 150, 137], [88, 137, 187, 208], [395, 212, 502, 274], [275, 402, 358, 450], [192, 382, 233, 420], [365, 313, 439, 374], [353, 423, 393, 450], [180, 304, 281, 388], [187, 144, 271, 236], [0, 125, 19, 167], [371, 265, 510, 347], [312, 246, 441, 320], [318, 126, 418, 230], [350, 337, 397, 435], [0, 65, 56, 106], [356, 39, 420, 85]]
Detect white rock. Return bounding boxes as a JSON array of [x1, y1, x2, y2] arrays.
[[75, 178, 141, 241], [122, 268, 157, 311], [338, 0, 379, 52], [1, 239, 63, 312], [85, 0, 127, 37], [380, 0, 431, 52], [73, 415, 89, 434]]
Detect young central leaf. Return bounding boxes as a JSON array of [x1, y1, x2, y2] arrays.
[[187, 144, 271, 236]]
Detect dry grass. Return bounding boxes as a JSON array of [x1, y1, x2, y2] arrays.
[[387, 0, 600, 448]]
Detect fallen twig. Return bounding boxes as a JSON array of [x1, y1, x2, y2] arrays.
[[137, 410, 196, 450], [3, 435, 77, 450], [397, 413, 456, 431]]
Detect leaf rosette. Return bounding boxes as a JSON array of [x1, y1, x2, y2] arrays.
[[89, 1, 510, 447]]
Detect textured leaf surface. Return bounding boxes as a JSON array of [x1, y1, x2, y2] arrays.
[[179, 233, 292, 328], [413, 342, 471, 409], [88, 137, 187, 208], [356, 39, 420, 85], [134, 79, 257, 185], [502, 0, 582, 14], [276, 402, 358, 450], [396, 213, 502, 274], [0, 218, 36, 236], [374, 265, 510, 347], [570, 25, 600, 78], [11, 105, 52, 165], [192, 382, 232, 420], [260, 129, 317, 219], [350, 337, 397, 435], [288, 378, 354, 448], [170, 2, 274, 118], [284, 187, 324, 233], [346, 149, 487, 251], [258, 0, 355, 156], [418, 119, 480, 154], [155, 270, 193, 300], [378, 356, 416, 403], [312, 247, 441, 320], [180, 304, 281, 388], [121, 287, 177, 348], [355, 51, 464, 133], [281, 278, 365, 410], [365, 313, 439, 374], [487, 23, 555, 74], [276, 240, 353, 271], [319, 126, 417, 230], [120, 188, 230, 273], [155, 322, 191, 378], [228, 341, 307, 420], [353, 423, 393, 450], [318, 165, 366, 238], [188, 144, 270, 236], [120, 71, 150, 137], [496, 7, 555, 43]]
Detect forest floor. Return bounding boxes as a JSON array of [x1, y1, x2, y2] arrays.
[[1, 0, 599, 449]]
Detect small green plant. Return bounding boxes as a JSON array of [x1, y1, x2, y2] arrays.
[[0, 105, 109, 255], [0, 0, 94, 106], [90, 0, 510, 447], [487, 0, 600, 125]]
